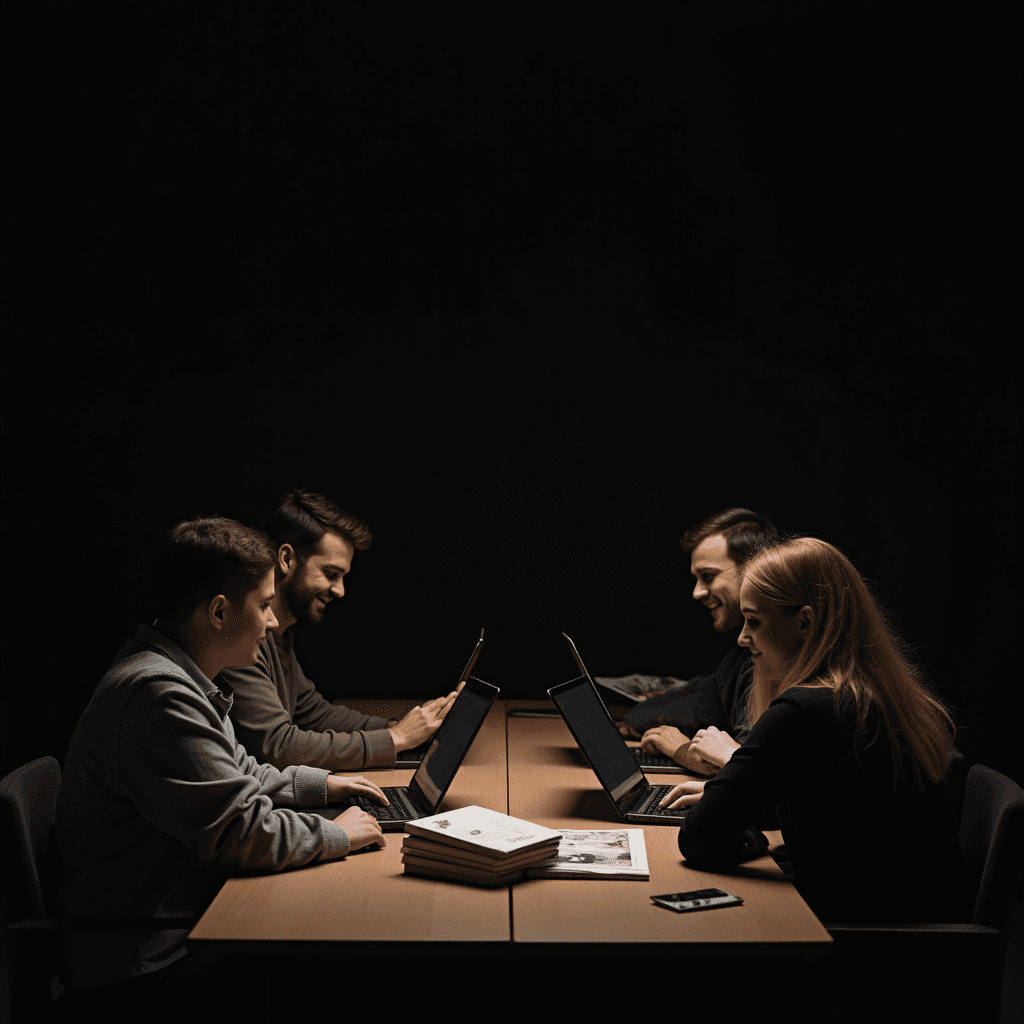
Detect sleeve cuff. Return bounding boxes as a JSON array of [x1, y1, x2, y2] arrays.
[[361, 729, 396, 768], [319, 818, 351, 860], [293, 765, 332, 806]]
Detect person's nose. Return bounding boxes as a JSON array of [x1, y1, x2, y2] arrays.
[[737, 624, 751, 647], [693, 581, 708, 600], [266, 607, 279, 630], [330, 580, 345, 599]]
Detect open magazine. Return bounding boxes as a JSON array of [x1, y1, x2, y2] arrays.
[[526, 829, 649, 879], [593, 674, 689, 703]]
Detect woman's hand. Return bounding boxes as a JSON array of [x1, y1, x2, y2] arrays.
[[658, 780, 706, 809], [688, 726, 741, 769], [640, 725, 688, 758]]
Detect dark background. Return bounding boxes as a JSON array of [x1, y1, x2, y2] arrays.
[[2, 1, 1020, 783]]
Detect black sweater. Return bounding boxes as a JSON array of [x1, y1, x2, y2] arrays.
[[677, 686, 969, 923]]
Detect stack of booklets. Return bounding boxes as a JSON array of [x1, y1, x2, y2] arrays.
[[401, 805, 563, 887]]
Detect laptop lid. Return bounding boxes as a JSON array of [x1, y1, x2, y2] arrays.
[[547, 636, 651, 817], [406, 674, 500, 811], [457, 628, 485, 686]]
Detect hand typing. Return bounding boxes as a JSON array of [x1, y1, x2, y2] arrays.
[[332, 805, 387, 851], [688, 726, 741, 769], [658, 781, 706, 810], [326, 774, 390, 806], [639, 727, 721, 775]]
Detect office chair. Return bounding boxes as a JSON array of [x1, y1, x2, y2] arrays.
[[825, 763, 1024, 1024], [1, 756, 200, 1023], [1, 756, 64, 1021]]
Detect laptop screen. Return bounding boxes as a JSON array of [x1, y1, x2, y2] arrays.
[[549, 675, 647, 805], [410, 676, 499, 808]]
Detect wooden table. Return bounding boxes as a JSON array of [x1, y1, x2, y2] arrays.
[[189, 699, 831, 958], [505, 702, 831, 957]]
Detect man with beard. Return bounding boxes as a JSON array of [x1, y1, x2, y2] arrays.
[[614, 508, 778, 776], [222, 490, 459, 770]]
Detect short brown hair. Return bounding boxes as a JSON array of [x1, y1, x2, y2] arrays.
[[155, 517, 276, 621], [680, 507, 778, 564], [266, 490, 372, 556]]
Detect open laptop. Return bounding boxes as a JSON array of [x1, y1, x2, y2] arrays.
[[547, 634, 689, 824], [394, 629, 486, 766], [562, 634, 685, 774], [323, 673, 500, 832]]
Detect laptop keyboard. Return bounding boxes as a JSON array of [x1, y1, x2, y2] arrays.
[[349, 789, 415, 822], [634, 784, 688, 818], [633, 748, 681, 770]]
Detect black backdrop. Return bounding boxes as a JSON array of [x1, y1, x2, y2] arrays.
[[3, 1, 1020, 783]]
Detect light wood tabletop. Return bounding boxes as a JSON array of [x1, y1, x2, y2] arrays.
[[504, 701, 832, 956], [188, 699, 831, 957]]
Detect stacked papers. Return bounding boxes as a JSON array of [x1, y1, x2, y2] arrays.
[[401, 805, 562, 887]]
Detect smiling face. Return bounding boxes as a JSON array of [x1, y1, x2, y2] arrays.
[[219, 570, 278, 667], [737, 583, 811, 685], [277, 529, 355, 629], [689, 533, 743, 632]]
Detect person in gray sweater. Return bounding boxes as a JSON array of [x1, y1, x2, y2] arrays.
[[54, 516, 389, 1012], [222, 490, 460, 771]]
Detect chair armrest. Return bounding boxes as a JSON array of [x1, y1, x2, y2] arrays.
[[8, 916, 200, 931]]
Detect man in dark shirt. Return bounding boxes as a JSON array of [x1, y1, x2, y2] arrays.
[[222, 490, 461, 770], [616, 507, 778, 774]]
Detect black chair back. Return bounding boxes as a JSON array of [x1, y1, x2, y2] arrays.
[[960, 763, 1024, 932], [0, 756, 61, 923]]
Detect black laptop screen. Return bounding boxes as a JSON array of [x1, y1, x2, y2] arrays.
[[410, 678, 497, 808], [550, 676, 646, 803]]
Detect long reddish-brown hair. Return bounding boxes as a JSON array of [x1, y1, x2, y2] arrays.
[[742, 537, 954, 788]]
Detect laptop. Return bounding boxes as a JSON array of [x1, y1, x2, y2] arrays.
[[395, 629, 486, 766], [561, 634, 685, 774], [547, 634, 690, 824], [323, 673, 500, 832]]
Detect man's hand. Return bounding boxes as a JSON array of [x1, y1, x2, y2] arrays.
[[658, 781, 706, 810], [618, 720, 641, 738], [688, 726, 741, 769], [331, 805, 386, 852], [387, 686, 461, 752], [325, 774, 390, 805], [640, 726, 721, 775]]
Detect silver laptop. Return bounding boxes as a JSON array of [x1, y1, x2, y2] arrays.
[[547, 634, 689, 824]]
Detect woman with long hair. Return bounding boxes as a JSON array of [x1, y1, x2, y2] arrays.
[[666, 536, 968, 922]]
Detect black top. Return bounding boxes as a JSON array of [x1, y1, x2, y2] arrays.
[[624, 642, 753, 740], [677, 686, 970, 923]]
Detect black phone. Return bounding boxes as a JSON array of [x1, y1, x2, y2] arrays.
[[650, 888, 743, 912]]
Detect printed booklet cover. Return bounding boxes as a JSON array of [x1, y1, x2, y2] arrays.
[[526, 828, 650, 879]]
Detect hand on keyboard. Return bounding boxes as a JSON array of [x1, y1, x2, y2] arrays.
[[325, 774, 390, 806], [641, 727, 721, 776], [332, 806, 387, 851], [658, 781, 706, 810]]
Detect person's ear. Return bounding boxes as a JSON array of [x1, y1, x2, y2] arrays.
[[206, 594, 229, 631], [797, 605, 813, 639], [277, 544, 297, 578]]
